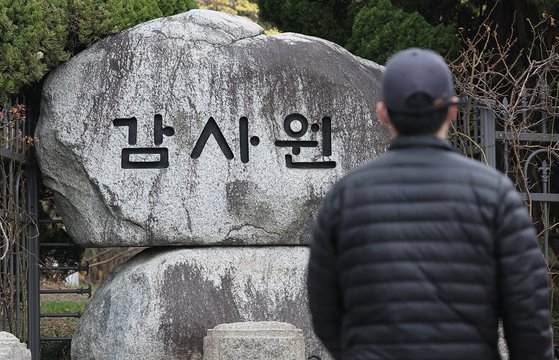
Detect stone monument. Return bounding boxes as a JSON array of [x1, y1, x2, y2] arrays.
[[35, 9, 388, 360], [36, 10, 386, 248]]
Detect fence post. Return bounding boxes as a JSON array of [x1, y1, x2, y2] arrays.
[[25, 109, 40, 360], [480, 100, 496, 168]]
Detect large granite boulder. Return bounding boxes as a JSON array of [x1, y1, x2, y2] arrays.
[[36, 9, 388, 247], [71, 247, 330, 360]]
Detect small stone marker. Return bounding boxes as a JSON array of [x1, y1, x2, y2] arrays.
[[0, 332, 31, 360], [203, 322, 305, 360]]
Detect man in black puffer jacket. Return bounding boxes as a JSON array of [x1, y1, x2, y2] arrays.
[[307, 48, 553, 360]]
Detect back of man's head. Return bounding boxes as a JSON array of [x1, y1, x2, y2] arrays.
[[382, 48, 455, 135]]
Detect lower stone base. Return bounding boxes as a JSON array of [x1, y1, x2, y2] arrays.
[[71, 247, 331, 360]]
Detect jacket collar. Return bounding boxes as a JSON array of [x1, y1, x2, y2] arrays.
[[388, 135, 454, 151]]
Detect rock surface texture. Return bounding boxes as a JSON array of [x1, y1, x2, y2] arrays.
[[498, 325, 509, 360], [0, 332, 32, 360], [36, 9, 388, 247], [203, 322, 305, 360], [71, 247, 330, 360]]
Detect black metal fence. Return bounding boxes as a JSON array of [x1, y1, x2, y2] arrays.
[[452, 96, 559, 346], [0, 98, 40, 358], [1, 95, 558, 358], [452, 97, 559, 267], [0, 97, 100, 360]]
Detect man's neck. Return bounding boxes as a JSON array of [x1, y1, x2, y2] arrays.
[[435, 125, 449, 139], [392, 131, 449, 140]]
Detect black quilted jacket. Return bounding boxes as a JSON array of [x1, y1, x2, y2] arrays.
[[308, 135, 552, 360]]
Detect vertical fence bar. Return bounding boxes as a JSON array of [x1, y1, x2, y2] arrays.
[[480, 100, 496, 167], [25, 102, 40, 360], [503, 141, 509, 176], [9, 246, 14, 333], [540, 160, 550, 263], [27, 167, 39, 360], [15, 246, 21, 338], [1, 216, 8, 331], [473, 113, 479, 149]]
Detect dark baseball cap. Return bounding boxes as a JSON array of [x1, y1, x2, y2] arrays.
[[382, 48, 455, 114]]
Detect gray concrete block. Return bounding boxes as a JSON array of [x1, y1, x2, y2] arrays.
[[203, 322, 305, 360]]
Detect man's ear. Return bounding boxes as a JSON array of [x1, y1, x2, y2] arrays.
[[376, 101, 391, 127]]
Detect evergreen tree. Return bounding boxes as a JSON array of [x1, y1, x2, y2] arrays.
[[0, 0, 69, 99], [257, 0, 559, 65], [199, 0, 259, 22], [0, 0, 197, 101], [347, 0, 457, 64], [159, 0, 199, 16], [257, 0, 354, 45]]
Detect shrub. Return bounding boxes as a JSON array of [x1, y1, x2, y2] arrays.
[[0, 0, 197, 101], [346, 0, 457, 64], [0, 0, 69, 100], [257, 0, 354, 45]]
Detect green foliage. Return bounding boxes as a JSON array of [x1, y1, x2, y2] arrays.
[[0, 0, 69, 100], [72, 0, 195, 47], [199, 0, 259, 21], [158, 0, 198, 16], [258, 0, 457, 63], [0, 0, 197, 101], [347, 0, 457, 64], [40, 340, 71, 360], [257, 0, 559, 67], [257, 0, 354, 45], [71, 1, 163, 47], [390, 0, 471, 26], [529, 0, 559, 15]]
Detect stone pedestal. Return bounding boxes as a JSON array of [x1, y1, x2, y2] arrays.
[[203, 322, 305, 360], [0, 332, 31, 360], [71, 247, 331, 360]]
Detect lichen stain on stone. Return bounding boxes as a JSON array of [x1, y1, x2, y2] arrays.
[[225, 180, 274, 226], [159, 263, 242, 358], [99, 291, 112, 333], [283, 187, 321, 244], [238, 269, 318, 359]]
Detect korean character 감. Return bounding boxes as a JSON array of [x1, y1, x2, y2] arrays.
[[113, 114, 175, 169]]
